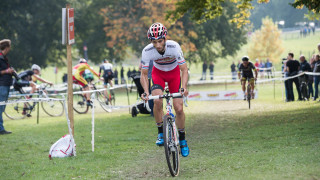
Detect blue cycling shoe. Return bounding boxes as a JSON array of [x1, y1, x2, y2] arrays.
[[156, 133, 164, 146], [179, 140, 190, 157]]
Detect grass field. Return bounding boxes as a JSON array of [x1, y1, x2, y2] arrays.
[[1, 83, 319, 179]]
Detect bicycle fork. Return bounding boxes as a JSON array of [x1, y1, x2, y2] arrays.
[[166, 99, 179, 151]]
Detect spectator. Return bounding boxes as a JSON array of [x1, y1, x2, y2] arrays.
[[201, 61, 207, 80], [114, 69, 118, 85], [259, 59, 265, 79], [254, 59, 259, 70], [265, 58, 273, 79], [313, 55, 320, 101], [308, 55, 316, 98], [237, 60, 241, 72], [62, 73, 68, 83], [299, 55, 312, 99], [132, 68, 137, 75], [318, 43, 320, 53], [0, 39, 15, 135], [127, 68, 131, 81], [231, 62, 237, 80], [209, 61, 214, 80], [283, 59, 289, 101], [286, 53, 302, 101], [120, 66, 125, 84]]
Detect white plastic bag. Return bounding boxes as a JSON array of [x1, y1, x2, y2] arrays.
[[49, 134, 75, 159]]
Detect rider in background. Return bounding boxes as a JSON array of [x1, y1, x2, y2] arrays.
[[73, 58, 100, 106], [238, 56, 258, 100], [13, 64, 53, 115], [99, 59, 114, 102], [140, 22, 190, 157]]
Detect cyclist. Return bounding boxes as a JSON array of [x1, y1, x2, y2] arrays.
[[140, 22, 189, 157], [83, 69, 94, 83], [238, 56, 258, 100], [13, 64, 53, 115], [73, 58, 100, 106], [99, 59, 114, 103]]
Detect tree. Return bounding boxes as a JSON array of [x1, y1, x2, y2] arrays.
[[166, 0, 319, 28], [0, 0, 68, 70], [100, 0, 247, 62], [248, 17, 284, 63]]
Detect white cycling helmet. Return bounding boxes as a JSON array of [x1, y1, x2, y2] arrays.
[[31, 64, 41, 71], [79, 58, 87, 63]]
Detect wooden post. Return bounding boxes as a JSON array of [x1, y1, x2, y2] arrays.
[[66, 4, 74, 136]]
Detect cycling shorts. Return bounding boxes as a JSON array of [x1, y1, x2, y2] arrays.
[[152, 66, 180, 93], [73, 75, 88, 88], [241, 76, 254, 83]]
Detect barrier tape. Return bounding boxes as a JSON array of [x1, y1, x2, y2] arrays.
[[0, 97, 64, 106]]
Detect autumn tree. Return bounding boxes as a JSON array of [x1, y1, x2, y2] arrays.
[[248, 17, 284, 63], [167, 0, 320, 28]]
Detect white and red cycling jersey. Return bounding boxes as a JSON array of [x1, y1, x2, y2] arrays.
[[141, 40, 186, 93]]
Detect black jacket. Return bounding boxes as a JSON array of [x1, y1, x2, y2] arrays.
[[0, 53, 13, 86]]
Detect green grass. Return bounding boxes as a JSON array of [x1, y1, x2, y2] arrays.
[[1, 83, 320, 179]]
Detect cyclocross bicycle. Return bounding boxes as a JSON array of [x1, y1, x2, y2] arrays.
[[4, 84, 64, 119], [73, 81, 115, 114], [146, 88, 188, 177], [242, 79, 255, 109]]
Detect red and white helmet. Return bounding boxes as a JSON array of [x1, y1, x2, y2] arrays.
[[147, 22, 168, 40]]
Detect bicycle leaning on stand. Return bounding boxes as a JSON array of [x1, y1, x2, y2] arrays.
[[145, 88, 188, 177], [4, 84, 64, 119]]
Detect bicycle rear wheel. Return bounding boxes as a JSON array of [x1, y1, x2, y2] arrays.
[[247, 85, 251, 109], [96, 91, 112, 112], [73, 94, 89, 114], [163, 115, 180, 177], [41, 98, 64, 117], [4, 96, 26, 120]]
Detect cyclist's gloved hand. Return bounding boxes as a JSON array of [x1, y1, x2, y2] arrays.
[[141, 92, 149, 101], [180, 88, 189, 97]]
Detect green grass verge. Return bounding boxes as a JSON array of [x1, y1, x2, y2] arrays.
[[0, 83, 319, 179]]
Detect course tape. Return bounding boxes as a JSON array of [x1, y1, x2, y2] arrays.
[[0, 97, 65, 106]]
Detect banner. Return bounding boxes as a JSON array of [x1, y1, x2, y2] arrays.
[[68, 8, 75, 45], [188, 90, 258, 101]]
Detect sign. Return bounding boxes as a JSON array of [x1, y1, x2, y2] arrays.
[[188, 90, 258, 101], [68, 8, 75, 45], [62, 8, 66, 44]]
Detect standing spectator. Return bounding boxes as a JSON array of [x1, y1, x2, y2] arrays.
[[313, 55, 320, 101], [114, 69, 118, 85], [209, 61, 214, 80], [127, 68, 131, 81], [0, 39, 15, 135], [132, 68, 137, 75], [283, 60, 289, 101], [254, 59, 259, 70], [201, 61, 207, 80], [308, 55, 316, 98], [286, 53, 302, 101], [231, 61, 237, 80], [237, 60, 241, 72], [259, 59, 265, 79], [120, 66, 125, 84], [265, 58, 273, 78], [299, 55, 312, 98]]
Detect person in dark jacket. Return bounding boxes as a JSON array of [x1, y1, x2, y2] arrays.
[[209, 61, 214, 80], [0, 39, 16, 135]]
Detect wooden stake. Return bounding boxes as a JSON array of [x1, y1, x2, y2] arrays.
[[66, 4, 74, 136]]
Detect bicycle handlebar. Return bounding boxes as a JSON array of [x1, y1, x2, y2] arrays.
[[144, 93, 188, 112]]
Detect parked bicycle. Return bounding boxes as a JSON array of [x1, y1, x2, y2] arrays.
[[4, 84, 64, 119], [145, 88, 188, 177]]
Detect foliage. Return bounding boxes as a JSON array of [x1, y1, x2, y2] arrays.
[[167, 0, 320, 28], [100, 0, 247, 62], [291, 0, 320, 13], [248, 17, 284, 63], [166, 0, 270, 28], [0, 0, 68, 70], [304, 11, 320, 21], [249, 0, 308, 30]]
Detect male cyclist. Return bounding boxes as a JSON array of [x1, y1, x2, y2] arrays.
[[99, 59, 114, 103], [73, 58, 100, 106], [140, 22, 190, 157], [238, 56, 258, 100], [13, 64, 53, 115]]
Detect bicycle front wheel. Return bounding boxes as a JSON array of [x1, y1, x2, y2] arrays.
[[247, 85, 251, 109], [41, 98, 64, 117], [73, 94, 89, 114], [4, 96, 26, 120], [163, 115, 180, 177], [96, 91, 112, 112]]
